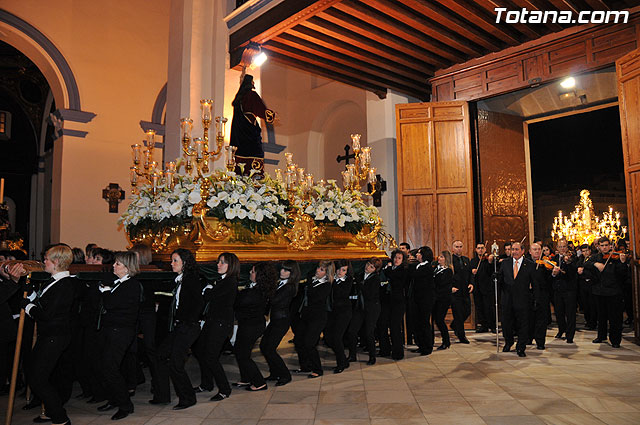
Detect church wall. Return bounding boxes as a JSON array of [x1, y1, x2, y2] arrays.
[[2, 0, 171, 250], [477, 109, 529, 248]]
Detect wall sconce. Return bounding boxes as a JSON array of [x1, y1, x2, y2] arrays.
[[240, 41, 267, 71]]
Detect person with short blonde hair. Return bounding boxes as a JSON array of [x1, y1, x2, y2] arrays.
[[114, 251, 140, 276], [46, 244, 73, 271]]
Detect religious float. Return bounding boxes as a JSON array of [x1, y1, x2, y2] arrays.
[[121, 100, 394, 262]]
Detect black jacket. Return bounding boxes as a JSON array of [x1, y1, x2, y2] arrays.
[[470, 256, 494, 295], [0, 278, 19, 343], [409, 262, 435, 301], [353, 272, 380, 310], [298, 274, 331, 318], [383, 265, 407, 302], [588, 253, 627, 296], [203, 275, 237, 323], [28, 276, 77, 337], [100, 277, 141, 329], [234, 284, 266, 324], [434, 266, 453, 300], [452, 255, 472, 298], [268, 280, 296, 320], [499, 257, 536, 308], [174, 274, 204, 323], [550, 254, 577, 292], [330, 275, 353, 310]]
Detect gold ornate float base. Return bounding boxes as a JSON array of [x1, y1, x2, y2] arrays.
[[129, 213, 389, 262]]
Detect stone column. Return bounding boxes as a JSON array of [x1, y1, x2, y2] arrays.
[[366, 91, 415, 242]]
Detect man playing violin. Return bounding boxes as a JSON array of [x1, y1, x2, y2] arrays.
[[589, 237, 627, 348], [551, 239, 578, 343], [470, 243, 495, 333], [530, 243, 551, 350]]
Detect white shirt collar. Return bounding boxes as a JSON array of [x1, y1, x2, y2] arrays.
[[175, 273, 183, 283], [220, 273, 226, 280], [40, 271, 70, 297], [114, 274, 130, 284], [417, 261, 429, 268], [248, 281, 257, 288]]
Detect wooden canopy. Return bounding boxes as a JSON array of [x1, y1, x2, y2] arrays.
[[229, 0, 636, 100]]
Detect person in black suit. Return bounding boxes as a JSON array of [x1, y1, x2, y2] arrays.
[[451, 240, 473, 344], [529, 242, 551, 350], [193, 252, 239, 401], [234, 262, 277, 391], [576, 244, 597, 330], [22, 245, 76, 425], [293, 260, 334, 378], [498, 242, 536, 357], [152, 248, 204, 410], [409, 246, 435, 355], [378, 250, 408, 360], [470, 243, 495, 333], [260, 260, 299, 386], [589, 236, 627, 348], [95, 251, 141, 421], [346, 258, 382, 365], [325, 259, 354, 373], [433, 251, 454, 350], [550, 238, 578, 343]]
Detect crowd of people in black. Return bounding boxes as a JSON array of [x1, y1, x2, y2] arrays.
[[0, 234, 632, 424]]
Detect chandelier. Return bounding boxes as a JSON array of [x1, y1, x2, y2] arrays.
[[551, 189, 627, 246]]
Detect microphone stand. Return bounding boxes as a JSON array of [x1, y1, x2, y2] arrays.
[[494, 254, 500, 353]]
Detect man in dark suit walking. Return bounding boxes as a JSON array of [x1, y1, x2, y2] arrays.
[[498, 242, 536, 357]]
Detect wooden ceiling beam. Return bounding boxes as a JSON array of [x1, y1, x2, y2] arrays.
[[473, 0, 548, 38], [582, 0, 610, 9], [514, 0, 566, 31], [316, 9, 464, 65], [393, 0, 507, 52], [334, 1, 473, 66], [364, 0, 482, 58], [433, 0, 524, 45], [545, 0, 580, 13], [288, 25, 435, 77], [266, 50, 431, 100], [264, 41, 428, 94], [270, 36, 431, 89], [299, 19, 448, 72], [285, 27, 431, 80]]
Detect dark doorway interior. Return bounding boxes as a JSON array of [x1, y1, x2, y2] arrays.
[[528, 106, 626, 242]]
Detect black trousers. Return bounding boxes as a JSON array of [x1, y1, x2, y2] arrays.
[[325, 306, 352, 368], [194, 319, 233, 394], [433, 296, 451, 346], [293, 311, 327, 375], [82, 325, 107, 401], [136, 310, 159, 390], [623, 280, 633, 322], [234, 320, 266, 387], [579, 283, 597, 328], [586, 289, 599, 329], [555, 290, 577, 340], [260, 317, 291, 381], [451, 295, 471, 339], [530, 294, 550, 346], [156, 322, 200, 404], [346, 303, 380, 360], [477, 290, 496, 330], [412, 295, 435, 352], [501, 295, 529, 352], [28, 334, 71, 424], [596, 293, 623, 345], [100, 327, 136, 412], [377, 299, 405, 357]]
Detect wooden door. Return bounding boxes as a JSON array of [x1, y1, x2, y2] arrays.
[[617, 48, 640, 341], [396, 101, 475, 329]]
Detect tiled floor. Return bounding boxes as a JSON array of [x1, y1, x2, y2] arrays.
[[3, 325, 640, 425]]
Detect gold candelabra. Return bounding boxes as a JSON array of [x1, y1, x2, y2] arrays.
[[551, 189, 627, 246], [130, 130, 177, 195], [274, 152, 315, 204], [180, 100, 230, 175], [341, 134, 377, 197]]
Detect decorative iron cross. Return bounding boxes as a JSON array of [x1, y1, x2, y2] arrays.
[[367, 174, 387, 207], [336, 144, 356, 165], [102, 183, 125, 213]]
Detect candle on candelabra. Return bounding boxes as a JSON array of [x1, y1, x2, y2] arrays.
[[274, 169, 283, 182], [180, 118, 193, 147], [146, 129, 156, 148], [129, 167, 138, 185], [368, 168, 376, 184], [166, 161, 176, 173], [165, 170, 175, 189], [194, 138, 204, 160], [201, 99, 213, 123], [284, 152, 293, 165], [306, 174, 314, 188], [361, 147, 371, 167], [143, 150, 152, 170], [131, 144, 141, 165], [215, 116, 228, 139], [297, 167, 305, 183], [151, 172, 159, 190], [351, 134, 361, 152], [342, 170, 352, 189]]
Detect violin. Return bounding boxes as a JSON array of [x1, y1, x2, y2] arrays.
[[536, 256, 557, 270], [602, 250, 627, 260]]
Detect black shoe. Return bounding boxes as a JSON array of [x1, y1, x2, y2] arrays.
[[566, 339, 574, 344], [437, 344, 450, 351], [23, 400, 42, 410], [517, 350, 526, 357], [612, 343, 621, 348], [98, 402, 117, 412], [111, 410, 130, 421], [378, 351, 391, 357], [32, 416, 51, 423], [476, 327, 488, 333], [459, 337, 470, 344], [148, 399, 170, 405], [502, 345, 513, 353], [419, 349, 432, 356], [410, 348, 421, 353], [290, 369, 311, 374], [233, 382, 250, 387], [366, 358, 376, 365], [347, 355, 357, 362], [86, 397, 105, 404], [391, 354, 404, 360], [275, 378, 291, 387], [554, 333, 564, 339], [264, 375, 278, 381], [536, 344, 545, 350], [173, 401, 196, 410], [593, 338, 605, 343], [333, 367, 345, 374], [210, 392, 230, 401], [193, 386, 211, 393], [247, 384, 268, 391], [128, 389, 136, 397]]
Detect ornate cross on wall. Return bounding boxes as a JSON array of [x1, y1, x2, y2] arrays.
[[367, 174, 387, 207], [336, 144, 356, 165], [102, 183, 125, 213]]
